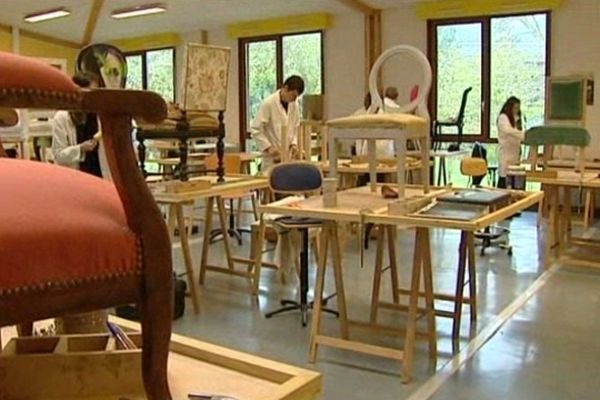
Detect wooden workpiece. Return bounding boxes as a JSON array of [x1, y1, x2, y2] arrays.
[[0, 316, 322, 400]]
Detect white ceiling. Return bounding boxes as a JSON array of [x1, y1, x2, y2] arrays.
[[0, 0, 427, 44]]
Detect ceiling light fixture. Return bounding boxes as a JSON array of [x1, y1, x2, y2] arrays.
[[24, 7, 71, 23], [111, 3, 167, 19]]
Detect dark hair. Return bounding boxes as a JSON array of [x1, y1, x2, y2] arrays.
[[385, 86, 399, 100], [363, 92, 372, 109], [499, 96, 521, 128], [72, 71, 98, 88], [283, 75, 305, 95]]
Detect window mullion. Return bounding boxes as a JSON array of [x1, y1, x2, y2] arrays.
[[276, 36, 283, 87], [142, 51, 148, 91], [482, 17, 491, 140]]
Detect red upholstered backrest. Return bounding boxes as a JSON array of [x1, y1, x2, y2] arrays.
[[0, 51, 79, 93]]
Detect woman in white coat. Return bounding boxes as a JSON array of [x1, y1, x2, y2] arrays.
[[51, 72, 110, 179], [250, 75, 304, 173], [496, 96, 524, 188]]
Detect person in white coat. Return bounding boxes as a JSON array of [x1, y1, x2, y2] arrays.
[[251, 75, 305, 172], [383, 86, 400, 110], [51, 72, 110, 179], [496, 96, 524, 188]]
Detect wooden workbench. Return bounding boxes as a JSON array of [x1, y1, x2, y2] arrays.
[[151, 175, 270, 313], [527, 170, 600, 268], [255, 185, 542, 382]]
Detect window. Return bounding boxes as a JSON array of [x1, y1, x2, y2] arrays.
[[429, 12, 550, 141], [125, 47, 175, 103], [239, 31, 324, 150]]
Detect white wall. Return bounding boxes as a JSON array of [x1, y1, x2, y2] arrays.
[[324, 12, 365, 120], [205, 11, 365, 146], [552, 0, 600, 158], [380, 5, 428, 105]]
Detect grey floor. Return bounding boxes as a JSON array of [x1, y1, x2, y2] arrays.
[[164, 204, 600, 400]]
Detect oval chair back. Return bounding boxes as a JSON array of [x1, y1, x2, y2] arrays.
[[269, 162, 323, 196]]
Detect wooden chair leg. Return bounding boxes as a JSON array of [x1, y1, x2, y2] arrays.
[[17, 322, 34, 336], [584, 189, 592, 230], [140, 245, 173, 399]]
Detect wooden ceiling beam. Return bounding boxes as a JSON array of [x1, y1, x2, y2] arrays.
[[82, 0, 105, 45], [334, 0, 377, 15]]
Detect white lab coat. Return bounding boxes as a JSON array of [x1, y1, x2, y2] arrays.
[[250, 90, 300, 172], [51, 110, 112, 180], [496, 113, 524, 177], [383, 97, 400, 110]]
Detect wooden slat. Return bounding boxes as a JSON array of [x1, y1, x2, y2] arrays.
[[82, 0, 105, 45], [315, 335, 404, 360]]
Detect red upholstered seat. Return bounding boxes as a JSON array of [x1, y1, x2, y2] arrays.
[[0, 158, 139, 292]]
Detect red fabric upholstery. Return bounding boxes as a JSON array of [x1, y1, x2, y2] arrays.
[[0, 52, 78, 93], [410, 85, 419, 102], [0, 158, 139, 291]]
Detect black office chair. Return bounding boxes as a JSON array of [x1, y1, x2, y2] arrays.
[[264, 162, 338, 326], [433, 87, 472, 151]]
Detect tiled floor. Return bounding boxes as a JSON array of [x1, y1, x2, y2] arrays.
[[168, 208, 573, 399]]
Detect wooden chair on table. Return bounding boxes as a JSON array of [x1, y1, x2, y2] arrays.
[[0, 52, 173, 399], [204, 153, 259, 245], [461, 157, 512, 256], [263, 162, 338, 327]]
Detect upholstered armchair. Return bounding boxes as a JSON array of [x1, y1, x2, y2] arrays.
[[0, 52, 173, 399]]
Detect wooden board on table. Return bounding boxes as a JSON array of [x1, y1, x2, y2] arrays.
[[0, 317, 321, 400], [151, 175, 269, 203], [165, 179, 212, 193]]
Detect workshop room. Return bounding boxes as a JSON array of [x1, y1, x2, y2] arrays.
[[0, 0, 599, 399]]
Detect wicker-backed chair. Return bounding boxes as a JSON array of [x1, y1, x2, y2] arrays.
[[0, 51, 173, 399]]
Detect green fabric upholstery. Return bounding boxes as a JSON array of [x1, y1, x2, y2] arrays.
[[548, 80, 584, 120], [524, 126, 590, 147]]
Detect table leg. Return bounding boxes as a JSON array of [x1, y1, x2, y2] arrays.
[[309, 224, 330, 362], [552, 187, 561, 259], [466, 232, 477, 324], [179, 138, 189, 181], [386, 225, 400, 304], [369, 225, 386, 323], [199, 197, 215, 285], [452, 231, 468, 342], [331, 223, 349, 339], [216, 197, 235, 271], [420, 228, 437, 361], [252, 215, 266, 296], [401, 227, 424, 383], [436, 157, 443, 186], [175, 204, 200, 314]]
